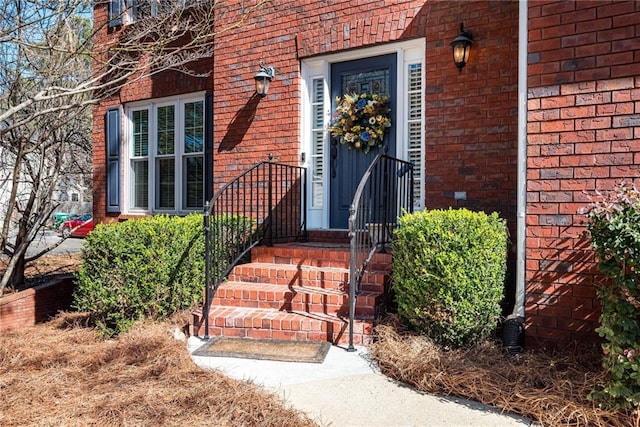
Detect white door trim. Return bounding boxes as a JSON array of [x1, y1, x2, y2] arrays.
[[300, 39, 425, 229]]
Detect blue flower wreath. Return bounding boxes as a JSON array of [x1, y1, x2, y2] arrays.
[[328, 93, 391, 154]]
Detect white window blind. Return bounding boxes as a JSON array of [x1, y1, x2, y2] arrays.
[[310, 78, 325, 208], [407, 63, 423, 209]]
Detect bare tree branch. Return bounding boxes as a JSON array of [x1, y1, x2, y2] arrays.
[[0, 0, 270, 292]]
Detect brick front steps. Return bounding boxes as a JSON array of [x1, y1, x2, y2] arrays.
[[190, 243, 392, 346]]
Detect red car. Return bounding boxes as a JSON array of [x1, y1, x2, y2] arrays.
[[59, 214, 94, 238]]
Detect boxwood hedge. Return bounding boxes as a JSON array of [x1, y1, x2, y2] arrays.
[[392, 208, 507, 348], [73, 214, 249, 337]]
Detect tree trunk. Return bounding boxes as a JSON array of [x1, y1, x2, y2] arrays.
[[0, 248, 26, 293], [0, 143, 23, 252]]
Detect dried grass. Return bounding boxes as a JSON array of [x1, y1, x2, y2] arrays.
[[0, 311, 316, 427], [369, 317, 638, 427]]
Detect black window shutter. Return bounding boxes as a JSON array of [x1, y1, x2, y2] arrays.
[[106, 107, 122, 213], [108, 0, 124, 28]]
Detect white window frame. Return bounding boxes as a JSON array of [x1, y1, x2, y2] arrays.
[[126, 0, 154, 22], [123, 92, 205, 215], [130, 107, 150, 210], [125, 0, 194, 23], [300, 39, 426, 229]]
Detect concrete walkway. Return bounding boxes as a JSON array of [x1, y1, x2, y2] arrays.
[[188, 338, 535, 427]]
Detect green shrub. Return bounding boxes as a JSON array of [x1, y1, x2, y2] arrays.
[[392, 208, 507, 348], [73, 213, 251, 337], [584, 182, 640, 409], [73, 214, 204, 337]]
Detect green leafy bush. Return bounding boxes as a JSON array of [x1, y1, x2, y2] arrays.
[[392, 208, 507, 348], [73, 214, 250, 337], [584, 182, 640, 409]]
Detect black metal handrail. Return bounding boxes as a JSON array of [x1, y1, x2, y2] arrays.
[[347, 154, 414, 351], [203, 160, 307, 338]]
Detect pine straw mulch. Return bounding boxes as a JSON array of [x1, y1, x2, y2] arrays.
[[368, 317, 638, 427], [0, 312, 316, 427]]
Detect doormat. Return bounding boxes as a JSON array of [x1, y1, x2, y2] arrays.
[[192, 337, 331, 364]]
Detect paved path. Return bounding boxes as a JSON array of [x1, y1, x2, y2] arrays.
[[188, 338, 535, 427]]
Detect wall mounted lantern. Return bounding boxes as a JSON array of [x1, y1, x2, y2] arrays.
[[254, 62, 275, 97], [450, 23, 473, 71]]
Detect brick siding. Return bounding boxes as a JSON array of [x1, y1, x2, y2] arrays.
[[0, 276, 75, 332], [93, 0, 521, 329], [422, 1, 520, 313], [91, 0, 640, 349], [210, 0, 427, 190], [526, 0, 640, 348]]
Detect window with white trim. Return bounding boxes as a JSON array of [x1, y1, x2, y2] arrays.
[[131, 109, 149, 209], [126, 95, 204, 213], [182, 101, 204, 209], [126, 0, 168, 21], [124, 0, 196, 23]]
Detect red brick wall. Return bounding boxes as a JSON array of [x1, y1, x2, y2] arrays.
[[210, 0, 520, 217], [92, 0, 428, 223], [211, 0, 427, 189], [0, 276, 75, 332], [526, 0, 640, 348], [92, 2, 112, 224], [92, 1, 521, 312], [423, 1, 520, 312], [424, 1, 519, 218], [92, 2, 211, 223], [95, 1, 640, 350]]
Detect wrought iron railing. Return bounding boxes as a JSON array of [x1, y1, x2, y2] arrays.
[[347, 154, 414, 351], [203, 160, 307, 338]]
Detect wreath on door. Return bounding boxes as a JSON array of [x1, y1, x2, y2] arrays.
[[328, 93, 391, 154]]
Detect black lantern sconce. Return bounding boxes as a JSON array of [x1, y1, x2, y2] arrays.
[[254, 62, 275, 97], [450, 23, 473, 71]]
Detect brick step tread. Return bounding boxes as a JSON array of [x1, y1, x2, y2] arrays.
[[216, 280, 381, 303], [239, 261, 352, 272], [232, 262, 389, 276], [212, 281, 381, 316], [229, 262, 389, 290], [205, 305, 373, 322], [192, 306, 374, 345], [218, 280, 357, 296], [251, 244, 392, 269]]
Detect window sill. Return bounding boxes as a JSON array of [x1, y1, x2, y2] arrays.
[[118, 213, 153, 220], [120, 210, 202, 218]]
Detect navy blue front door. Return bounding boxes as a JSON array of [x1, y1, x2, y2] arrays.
[[329, 54, 397, 228]]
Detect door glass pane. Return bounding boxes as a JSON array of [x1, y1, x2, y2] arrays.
[[183, 156, 203, 209], [341, 69, 390, 96]]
